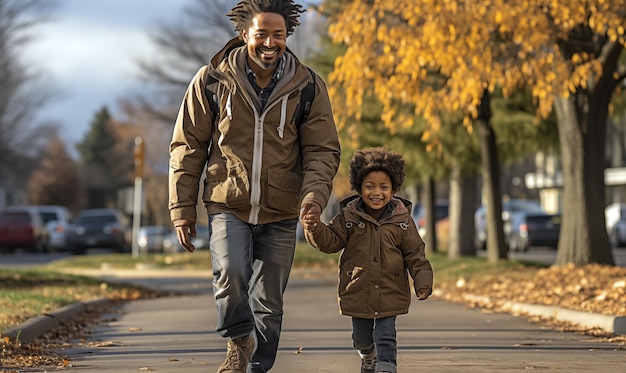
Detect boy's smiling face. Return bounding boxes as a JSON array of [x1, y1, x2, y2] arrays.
[[360, 170, 393, 211]]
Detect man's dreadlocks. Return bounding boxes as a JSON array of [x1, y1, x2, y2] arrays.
[[227, 0, 305, 36]]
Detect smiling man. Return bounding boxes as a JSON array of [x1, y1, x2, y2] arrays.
[[244, 12, 285, 70], [168, 1, 340, 372]]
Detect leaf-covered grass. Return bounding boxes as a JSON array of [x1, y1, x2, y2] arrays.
[[0, 270, 163, 333]]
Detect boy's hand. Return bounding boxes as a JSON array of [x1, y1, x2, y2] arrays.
[[417, 292, 430, 300]]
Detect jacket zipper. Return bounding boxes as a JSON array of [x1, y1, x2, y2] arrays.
[[247, 96, 289, 224]]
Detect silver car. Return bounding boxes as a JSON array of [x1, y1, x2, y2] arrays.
[[162, 225, 209, 253], [137, 225, 172, 254], [33, 205, 73, 252]]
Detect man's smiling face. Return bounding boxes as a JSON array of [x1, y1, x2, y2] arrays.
[[243, 12, 287, 70]]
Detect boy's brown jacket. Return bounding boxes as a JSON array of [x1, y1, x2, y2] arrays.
[[305, 196, 433, 319], [169, 38, 340, 225]]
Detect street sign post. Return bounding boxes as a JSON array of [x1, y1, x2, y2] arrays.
[[131, 136, 144, 258]]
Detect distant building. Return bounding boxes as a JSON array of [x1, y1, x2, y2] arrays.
[[0, 163, 32, 208]]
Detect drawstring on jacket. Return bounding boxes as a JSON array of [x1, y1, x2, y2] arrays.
[[277, 96, 289, 138], [226, 92, 233, 120]]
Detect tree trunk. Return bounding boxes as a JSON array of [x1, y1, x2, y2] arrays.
[[448, 160, 478, 258], [475, 91, 507, 263], [553, 94, 614, 265], [422, 177, 437, 255]]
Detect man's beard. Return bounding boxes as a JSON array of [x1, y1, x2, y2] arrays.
[[251, 48, 280, 70]]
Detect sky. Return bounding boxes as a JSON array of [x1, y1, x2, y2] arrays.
[[24, 0, 321, 149], [24, 0, 188, 146]]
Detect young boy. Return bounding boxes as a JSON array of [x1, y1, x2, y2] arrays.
[[300, 147, 433, 373]]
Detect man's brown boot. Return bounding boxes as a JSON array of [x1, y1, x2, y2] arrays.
[[217, 334, 255, 373]]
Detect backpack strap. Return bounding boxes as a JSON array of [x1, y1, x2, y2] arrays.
[[295, 67, 316, 129], [205, 75, 220, 125]]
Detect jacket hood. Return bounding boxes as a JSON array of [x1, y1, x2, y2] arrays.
[[210, 37, 244, 69]]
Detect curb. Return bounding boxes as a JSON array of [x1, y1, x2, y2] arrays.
[[461, 293, 626, 335], [3, 298, 110, 343]]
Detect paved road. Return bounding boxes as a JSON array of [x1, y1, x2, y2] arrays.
[[479, 246, 626, 267], [54, 273, 625, 373]]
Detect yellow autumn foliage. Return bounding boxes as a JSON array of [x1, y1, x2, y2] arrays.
[[326, 0, 626, 139]]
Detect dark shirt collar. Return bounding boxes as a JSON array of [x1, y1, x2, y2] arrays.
[[246, 55, 286, 110]]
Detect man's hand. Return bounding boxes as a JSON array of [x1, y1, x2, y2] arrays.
[[173, 218, 197, 253], [300, 202, 321, 231], [417, 291, 430, 300]]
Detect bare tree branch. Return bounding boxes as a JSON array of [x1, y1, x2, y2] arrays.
[[136, 0, 236, 114], [0, 0, 57, 179]]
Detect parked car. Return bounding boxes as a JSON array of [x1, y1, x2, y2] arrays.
[[32, 205, 73, 252], [137, 225, 172, 254], [412, 200, 449, 238], [605, 202, 626, 247], [67, 208, 131, 255], [475, 199, 560, 252], [0, 206, 48, 253], [162, 225, 210, 253]]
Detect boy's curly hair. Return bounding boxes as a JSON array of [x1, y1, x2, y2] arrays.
[[349, 147, 406, 193], [227, 0, 305, 37]]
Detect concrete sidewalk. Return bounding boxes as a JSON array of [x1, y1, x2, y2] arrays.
[[50, 272, 625, 373]]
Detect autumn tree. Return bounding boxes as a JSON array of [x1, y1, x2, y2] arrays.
[[28, 134, 84, 212], [327, 0, 625, 266], [315, 0, 558, 258]]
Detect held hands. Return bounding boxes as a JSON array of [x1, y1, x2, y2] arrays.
[[300, 202, 321, 231], [173, 218, 197, 253]]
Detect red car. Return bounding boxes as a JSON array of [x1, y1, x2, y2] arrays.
[[0, 206, 48, 253]]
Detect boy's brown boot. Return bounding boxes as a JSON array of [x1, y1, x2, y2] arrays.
[[217, 334, 255, 373]]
